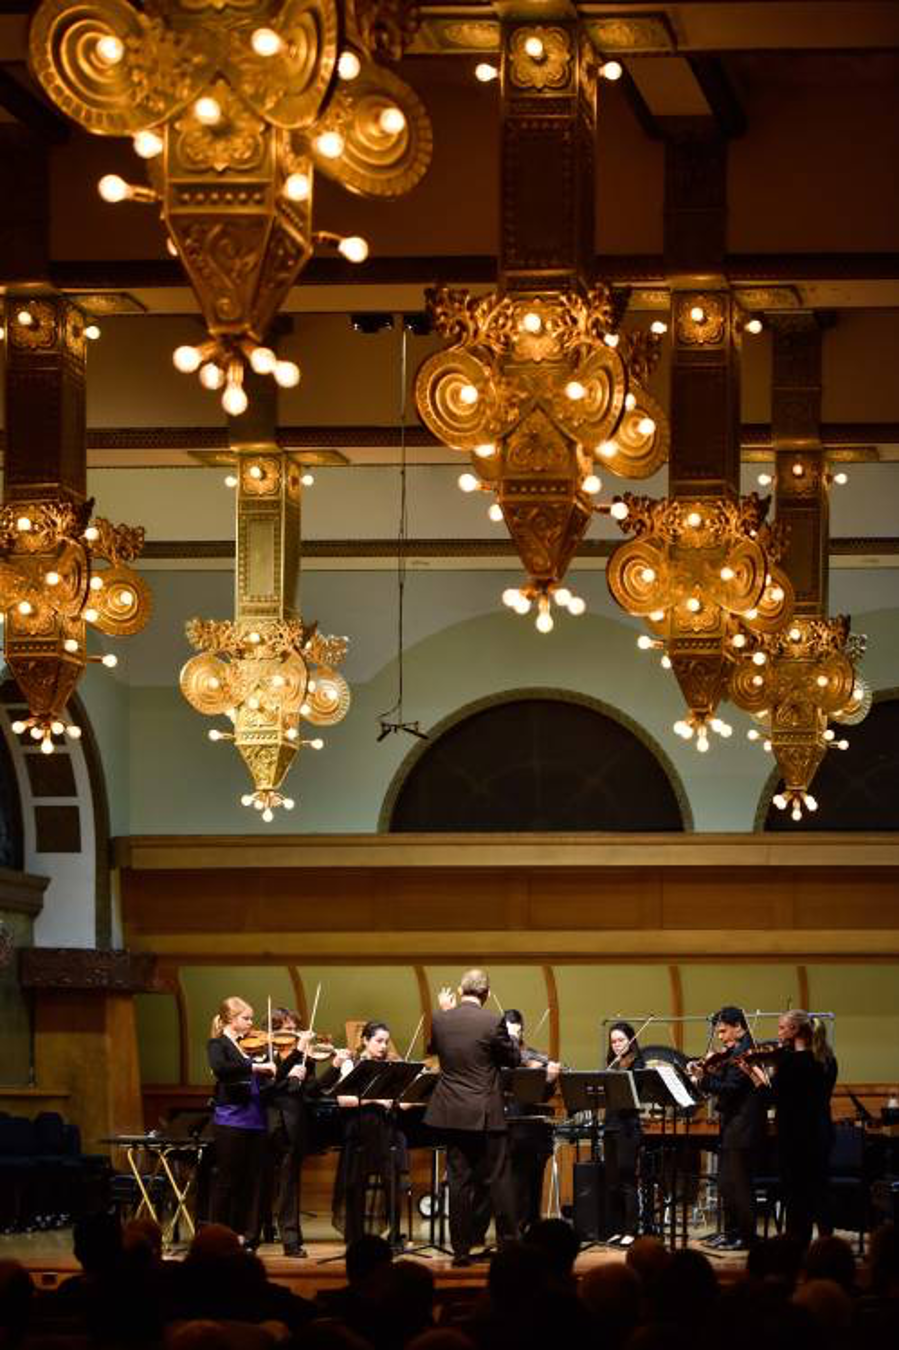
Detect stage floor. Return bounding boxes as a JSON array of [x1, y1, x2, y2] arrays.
[[1, 1225, 751, 1300]]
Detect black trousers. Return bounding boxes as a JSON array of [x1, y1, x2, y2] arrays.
[[719, 1145, 756, 1244], [443, 1129, 517, 1257], [604, 1123, 641, 1236], [209, 1124, 267, 1242], [266, 1124, 305, 1249]]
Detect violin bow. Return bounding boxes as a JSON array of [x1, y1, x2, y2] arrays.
[[301, 982, 322, 1066], [608, 1015, 654, 1069], [403, 1014, 425, 1062], [491, 990, 505, 1016], [532, 1007, 550, 1039]]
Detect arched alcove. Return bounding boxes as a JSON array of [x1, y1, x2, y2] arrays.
[[758, 691, 899, 831], [381, 689, 691, 832]]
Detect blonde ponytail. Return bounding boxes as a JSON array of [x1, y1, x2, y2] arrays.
[[211, 995, 251, 1039]]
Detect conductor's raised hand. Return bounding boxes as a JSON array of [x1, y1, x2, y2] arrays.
[[438, 985, 457, 1011]]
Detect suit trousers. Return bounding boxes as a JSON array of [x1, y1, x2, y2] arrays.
[[267, 1123, 304, 1249], [443, 1128, 517, 1257], [209, 1124, 267, 1242], [718, 1144, 756, 1244]]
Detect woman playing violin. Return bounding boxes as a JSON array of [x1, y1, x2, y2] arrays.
[[604, 1022, 646, 1246], [206, 996, 275, 1249], [321, 1020, 410, 1248], [499, 1010, 559, 1233]]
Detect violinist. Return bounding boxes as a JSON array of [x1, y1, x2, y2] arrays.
[[604, 1022, 646, 1247], [261, 1006, 316, 1258], [742, 1010, 827, 1249], [694, 1006, 765, 1252], [501, 1010, 560, 1232], [322, 1020, 410, 1248], [206, 996, 274, 1249]]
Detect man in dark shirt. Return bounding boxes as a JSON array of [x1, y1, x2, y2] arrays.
[[698, 1005, 767, 1251], [424, 968, 518, 1265]]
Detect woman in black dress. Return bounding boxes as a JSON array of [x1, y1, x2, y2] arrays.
[[604, 1021, 646, 1246], [325, 1020, 410, 1248]]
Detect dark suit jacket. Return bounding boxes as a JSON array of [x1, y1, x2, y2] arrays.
[[425, 1000, 517, 1132], [263, 1050, 317, 1150], [207, 1034, 254, 1106], [702, 1033, 768, 1149]]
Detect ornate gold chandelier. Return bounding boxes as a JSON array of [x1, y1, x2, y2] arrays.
[[30, 0, 432, 413], [179, 413, 349, 819], [607, 290, 794, 751], [414, 17, 668, 633], [0, 294, 150, 752], [416, 285, 668, 632]]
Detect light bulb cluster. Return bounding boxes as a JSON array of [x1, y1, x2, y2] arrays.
[[172, 342, 301, 416], [240, 788, 296, 822], [501, 586, 586, 631], [672, 714, 733, 753], [11, 714, 82, 756], [772, 788, 818, 822]]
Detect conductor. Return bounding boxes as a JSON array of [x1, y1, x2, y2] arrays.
[[424, 968, 519, 1266]]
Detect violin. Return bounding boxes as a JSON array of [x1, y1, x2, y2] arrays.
[[238, 1028, 302, 1054], [686, 1047, 734, 1081], [735, 1040, 783, 1069]]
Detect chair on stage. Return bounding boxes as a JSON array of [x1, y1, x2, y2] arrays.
[[827, 1120, 869, 1255]]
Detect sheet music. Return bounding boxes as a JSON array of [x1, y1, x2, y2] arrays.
[[655, 1062, 696, 1109]]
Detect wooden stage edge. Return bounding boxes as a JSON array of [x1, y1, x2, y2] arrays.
[[7, 1237, 750, 1301]]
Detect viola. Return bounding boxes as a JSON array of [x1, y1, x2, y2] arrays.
[[735, 1040, 784, 1069], [238, 1028, 302, 1054]]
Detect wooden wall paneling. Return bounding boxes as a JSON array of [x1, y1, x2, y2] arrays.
[[526, 869, 663, 929], [660, 869, 799, 929], [793, 871, 899, 929], [543, 965, 560, 1063]]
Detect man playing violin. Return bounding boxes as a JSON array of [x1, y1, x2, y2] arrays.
[[693, 1006, 766, 1252], [260, 1006, 316, 1258]]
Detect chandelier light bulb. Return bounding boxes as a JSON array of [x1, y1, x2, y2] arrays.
[[173, 345, 202, 373], [637, 635, 654, 650], [769, 585, 785, 603], [241, 793, 254, 807], [337, 50, 361, 80], [673, 720, 693, 740], [649, 609, 665, 622], [745, 317, 763, 334], [488, 503, 503, 522], [752, 651, 767, 666], [641, 567, 656, 583], [40, 738, 55, 756], [650, 320, 668, 335], [745, 607, 759, 620], [221, 383, 248, 416], [624, 393, 637, 411], [600, 60, 623, 81], [30, 726, 43, 740], [514, 595, 531, 615], [535, 609, 554, 634], [805, 795, 818, 812], [475, 62, 498, 83], [524, 36, 545, 59], [271, 674, 285, 688], [95, 34, 124, 65], [89, 575, 104, 590], [84, 607, 99, 622], [98, 174, 130, 203], [502, 588, 520, 608], [166, 237, 179, 256], [751, 674, 764, 687], [284, 172, 311, 202], [262, 808, 274, 822], [11, 721, 26, 735], [16, 516, 32, 532], [837, 738, 849, 750], [792, 461, 805, 477], [554, 587, 572, 608], [338, 235, 369, 263], [119, 589, 134, 606], [301, 472, 315, 486], [286, 726, 299, 740], [274, 360, 301, 388], [199, 362, 225, 390], [661, 654, 672, 669], [133, 130, 163, 159], [521, 311, 542, 333], [747, 728, 760, 741], [757, 473, 772, 486], [17, 600, 33, 616], [565, 380, 586, 401], [599, 440, 618, 459], [791, 805, 802, 821], [583, 474, 601, 494], [85, 324, 101, 340], [686, 511, 702, 528], [101, 653, 118, 668], [610, 500, 629, 520], [300, 701, 311, 715], [248, 696, 260, 710], [603, 333, 619, 348], [378, 106, 406, 135], [249, 464, 263, 479], [690, 306, 706, 323], [309, 739, 324, 751], [316, 130, 345, 158], [685, 597, 701, 613], [732, 633, 747, 648], [824, 728, 835, 741], [84, 525, 99, 543], [208, 677, 220, 690], [208, 729, 222, 741], [63, 638, 79, 653], [833, 471, 848, 485], [458, 472, 479, 493], [475, 442, 496, 459], [696, 734, 710, 754], [249, 346, 277, 375], [17, 309, 33, 327], [568, 597, 586, 616], [194, 96, 222, 126], [283, 797, 296, 808], [816, 674, 829, 688], [637, 416, 656, 436], [251, 27, 282, 56], [224, 474, 238, 488], [248, 631, 261, 644], [456, 382, 479, 406], [720, 565, 735, 580], [67, 725, 82, 739], [773, 793, 787, 810]]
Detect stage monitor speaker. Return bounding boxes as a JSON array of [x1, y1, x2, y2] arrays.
[[573, 1160, 611, 1241]]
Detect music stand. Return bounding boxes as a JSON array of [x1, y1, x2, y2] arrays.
[[501, 1066, 549, 1110], [559, 1072, 619, 1250], [633, 1066, 697, 1248], [399, 1073, 453, 1258]]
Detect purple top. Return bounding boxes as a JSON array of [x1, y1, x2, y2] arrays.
[[213, 1049, 266, 1131]]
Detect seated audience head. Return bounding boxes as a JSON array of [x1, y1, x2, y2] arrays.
[[802, 1236, 856, 1293], [188, 1225, 243, 1261], [746, 1235, 804, 1288], [123, 1218, 164, 1263], [626, 1236, 671, 1285], [792, 1278, 852, 1332], [523, 1219, 581, 1280], [579, 1263, 641, 1343], [0, 1260, 34, 1339], [344, 1234, 393, 1289], [867, 1220, 899, 1296], [652, 1249, 719, 1324], [72, 1211, 124, 1274]]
